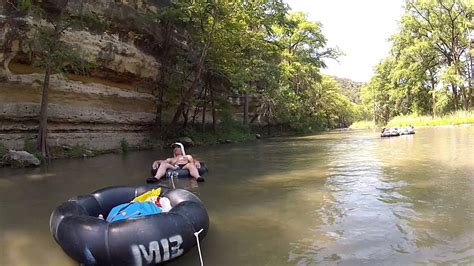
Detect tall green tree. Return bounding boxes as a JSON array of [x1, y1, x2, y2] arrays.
[[272, 12, 340, 129], [401, 0, 473, 110], [169, 0, 220, 128], [26, 3, 90, 158], [361, 57, 398, 125]]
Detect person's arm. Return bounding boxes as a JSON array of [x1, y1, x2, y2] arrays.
[[187, 155, 201, 168]]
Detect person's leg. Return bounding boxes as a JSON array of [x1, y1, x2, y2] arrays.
[[183, 163, 205, 182], [155, 162, 174, 179]]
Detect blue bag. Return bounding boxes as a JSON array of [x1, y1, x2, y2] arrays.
[[106, 202, 162, 222]]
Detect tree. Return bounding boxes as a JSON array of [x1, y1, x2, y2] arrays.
[[169, 0, 220, 128], [360, 0, 473, 125], [26, 3, 91, 158], [361, 58, 398, 125], [402, 0, 473, 110]]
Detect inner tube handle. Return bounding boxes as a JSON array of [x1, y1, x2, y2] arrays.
[[194, 228, 204, 266], [170, 172, 177, 189]]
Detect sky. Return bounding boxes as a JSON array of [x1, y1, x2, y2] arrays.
[[285, 0, 405, 82]]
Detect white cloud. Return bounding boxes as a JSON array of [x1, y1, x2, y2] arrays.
[[285, 0, 404, 82]]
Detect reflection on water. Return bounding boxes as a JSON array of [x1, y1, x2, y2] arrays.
[[0, 126, 473, 265]]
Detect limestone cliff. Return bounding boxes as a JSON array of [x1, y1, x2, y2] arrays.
[[0, 1, 170, 151]]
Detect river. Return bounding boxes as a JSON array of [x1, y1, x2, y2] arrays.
[[0, 126, 473, 265]]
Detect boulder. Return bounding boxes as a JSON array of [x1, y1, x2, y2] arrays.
[[177, 137, 194, 147], [2, 150, 41, 167], [255, 133, 262, 139]]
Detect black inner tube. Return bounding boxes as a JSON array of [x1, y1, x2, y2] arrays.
[[50, 184, 209, 265], [150, 163, 208, 179]]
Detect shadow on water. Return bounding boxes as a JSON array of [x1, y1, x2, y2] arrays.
[[0, 126, 473, 265]]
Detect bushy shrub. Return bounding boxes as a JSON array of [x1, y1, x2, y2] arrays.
[[23, 140, 44, 161], [120, 138, 129, 154], [0, 143, 7, 157]]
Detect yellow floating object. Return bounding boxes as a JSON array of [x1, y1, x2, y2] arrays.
[[132, 187, 161, 202]]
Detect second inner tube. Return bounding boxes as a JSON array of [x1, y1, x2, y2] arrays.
[[151, 163, 208, 179]]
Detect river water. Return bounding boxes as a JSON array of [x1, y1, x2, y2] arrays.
[[0, 126, 473, 265]]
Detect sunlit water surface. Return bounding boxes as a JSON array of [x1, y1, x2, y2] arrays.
[[0, 126, 473, 265]]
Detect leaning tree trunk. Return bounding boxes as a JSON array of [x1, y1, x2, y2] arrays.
[[192, 86, 206, 125], [210, 84, 217, 133], [154, 23, 173, 134], [37, 66, 51, 158], [243, 92, 249, 125], [201, 86, 207, 132], [182, 107, 190, 130], [154, 82, 165, 133], [170, 57, 206, 127], [170, 13, 218, 127]]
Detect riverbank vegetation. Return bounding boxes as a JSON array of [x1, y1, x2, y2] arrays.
[[349, 120, 376, 129], [354, 0, 473, 127], [351, 111, 474, 129], [387, 111, 474, 127], [7, 0, 472, 164], [8, 0, 364, 160]]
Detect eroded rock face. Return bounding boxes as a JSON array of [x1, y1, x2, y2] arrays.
[[61, 30, 160, 80], [0, 16, 161, 81], [0, 9, 161, 152]]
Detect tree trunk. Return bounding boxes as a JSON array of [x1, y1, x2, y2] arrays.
[[460, 84, 468, 110], [210, 84, 217, 133], [451, 83, 459, 110], [243, 92, 249, 125], [429, 70, 436, 117], [37, 66, 51, 158], [182, 107, 190, 130], [470, 40, 474, 109], [154, 83, 164, 133], [170, 11, 218, 127], [191, 105, 199, 125], [201, 86, 207, 132], [192, 85, 206, 125], [171, 57, 206, 127], [154, 23, 172, 134]]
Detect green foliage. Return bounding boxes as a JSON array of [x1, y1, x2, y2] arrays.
[[219, 109, 249, 133], [23, 140, 44, 161], [365, 0, 473, 124], [434, 89, 456, 115], [387, 111, 474, 127], [332, 77, 364, 104], [154, 1, 352, 132], [69, 14, 110, 34], [27, 23, 93, 75], [49, 144, 94, 159], [17, 0, 32, 11], [120, 139, 129, 154], [187, 127, 253, 146], [349, 120, 376, 129], [0, 143, 7, 157], [70, 145, 89, 157]]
